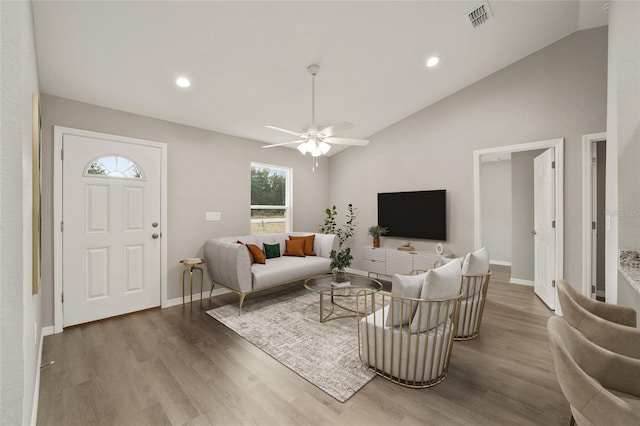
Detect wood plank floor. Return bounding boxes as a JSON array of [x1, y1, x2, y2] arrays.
[[37, 266, 570, 425]]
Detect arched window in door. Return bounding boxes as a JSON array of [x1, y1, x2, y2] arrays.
[[85, 155, 145, 179]]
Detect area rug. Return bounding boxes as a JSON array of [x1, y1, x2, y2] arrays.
[[206, 288, 376, 402]]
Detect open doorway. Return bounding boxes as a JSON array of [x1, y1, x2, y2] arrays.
[[473, 138, 564, 312], [582, 133, 607, 301]]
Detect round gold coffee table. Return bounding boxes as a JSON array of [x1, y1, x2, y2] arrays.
[[304, 273, 383, 322]]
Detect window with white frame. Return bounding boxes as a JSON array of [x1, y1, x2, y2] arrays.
[[250, 163, 292, 234]]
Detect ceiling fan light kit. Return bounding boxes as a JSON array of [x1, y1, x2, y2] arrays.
[[264, 64, 369, 168]]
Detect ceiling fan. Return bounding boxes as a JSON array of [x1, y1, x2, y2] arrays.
[[263, 64, 370, 158]]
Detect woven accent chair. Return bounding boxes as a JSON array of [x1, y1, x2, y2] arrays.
[[357, 290, 462, 388], [455, 272, 491, 340], [557, 279, 636, 327], [547, 316, 640, 425], [557, 279, 640, 358]]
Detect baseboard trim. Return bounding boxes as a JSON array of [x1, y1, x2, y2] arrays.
[[596, 290, 606, 298], [490, 260, 512, 266], [510, 278, 534, 287], [165, 287, 230, 308], [42, 326, 55, 337]]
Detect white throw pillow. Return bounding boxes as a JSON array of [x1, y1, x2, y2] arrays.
[[410, 257, 462, 333], [439, 256, 463, 267], [462, 247, 489, 275], [385, 273, 426, 327]]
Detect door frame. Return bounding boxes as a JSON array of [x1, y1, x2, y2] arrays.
[[473, 138, 564, 312], [581, 132, 606, 299], [53, 126, 168, 333]]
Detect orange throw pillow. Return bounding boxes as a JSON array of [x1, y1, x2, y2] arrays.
[[289, 234, 316, 256], [246, 243, 266, 264], [284, 239, 306, 257]]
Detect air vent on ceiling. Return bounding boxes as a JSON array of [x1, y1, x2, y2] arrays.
[[466, 1, 493, 29]]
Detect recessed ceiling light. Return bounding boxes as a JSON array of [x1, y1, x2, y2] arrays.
[[176, 77, 190, 88], [426, 56, 440, 68]]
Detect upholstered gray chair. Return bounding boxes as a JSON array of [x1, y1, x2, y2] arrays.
[[557, 279, 636, 327], [547, 316, 640, 425], [557, 279, 640, 358]]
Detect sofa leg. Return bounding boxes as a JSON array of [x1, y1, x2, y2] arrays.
[[570, 415, 575, 426], [238, 294, 247, 315]]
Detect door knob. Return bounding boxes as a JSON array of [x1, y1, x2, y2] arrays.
[[152, 233, 159, 239], [531, 230, 537, 236], [152, 222, 159, 228]]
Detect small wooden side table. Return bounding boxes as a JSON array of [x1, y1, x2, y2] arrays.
[[180, 258, 205, 305]]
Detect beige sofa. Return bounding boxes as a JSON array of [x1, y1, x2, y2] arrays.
[[204, 232, 338, 313]]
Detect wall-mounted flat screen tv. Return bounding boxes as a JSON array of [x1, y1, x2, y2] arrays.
[[377, 190, 447, 241]]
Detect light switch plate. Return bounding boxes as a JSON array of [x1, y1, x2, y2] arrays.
[[205, 212, 221, 221]]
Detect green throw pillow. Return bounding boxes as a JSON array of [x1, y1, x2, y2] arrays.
[[263, 243, 281, 259]]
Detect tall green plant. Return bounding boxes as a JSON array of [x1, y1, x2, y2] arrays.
[[319, 204, 357, 269]]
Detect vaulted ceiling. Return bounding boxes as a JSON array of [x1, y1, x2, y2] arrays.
[[32, 1, 608, 154]]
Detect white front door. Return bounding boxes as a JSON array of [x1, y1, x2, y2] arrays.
[[534, 148, 556, 310], [62, 133, 162, 327]]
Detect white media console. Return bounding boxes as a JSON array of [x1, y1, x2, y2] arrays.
[[362, 246, 442, 277]]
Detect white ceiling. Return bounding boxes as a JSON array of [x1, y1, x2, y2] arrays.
[[32, 1, 608, 155]]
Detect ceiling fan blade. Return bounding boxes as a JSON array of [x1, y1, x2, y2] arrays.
[[324, 137, 370, 146], [319, 121, 354, 137], [262, 140, 306, 148], [265, 125, 304, 138]]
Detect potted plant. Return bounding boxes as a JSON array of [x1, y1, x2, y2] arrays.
[[368, 225, 389, 248], [320, 204, 357, 282]]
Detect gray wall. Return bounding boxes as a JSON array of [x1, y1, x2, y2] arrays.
[[0, 1, 42, 424], [39, 95, 331, 327], [608, 1, 640, 307], [511, 149, 546, 282], [480, 159, 512, 264], [329, 27, 608, 286]]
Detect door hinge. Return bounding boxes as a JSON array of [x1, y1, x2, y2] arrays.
[[61, 221, 64, 232], [551, 161, 556, 169], [552, 280, 556, 288], [592, 157, 597, 166], [552, 220, 556, 228], [61, 292, 64, 303], [592, 221, 596, 230], [591, 285, 596, 293]]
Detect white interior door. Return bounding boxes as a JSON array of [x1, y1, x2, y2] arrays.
[[62, 134, 162, 327], [534, 148, 556, 309]]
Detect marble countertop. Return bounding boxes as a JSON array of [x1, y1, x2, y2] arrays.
[[619, 250, 640, 293]]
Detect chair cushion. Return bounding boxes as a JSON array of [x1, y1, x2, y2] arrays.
[[461, 273, 487, 299], [462, 247, 489, 275], [410, 258, 462, 333], [385, 273, 426, 327], [360, 306, 453, 383], [457, 294, 484, 336]]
